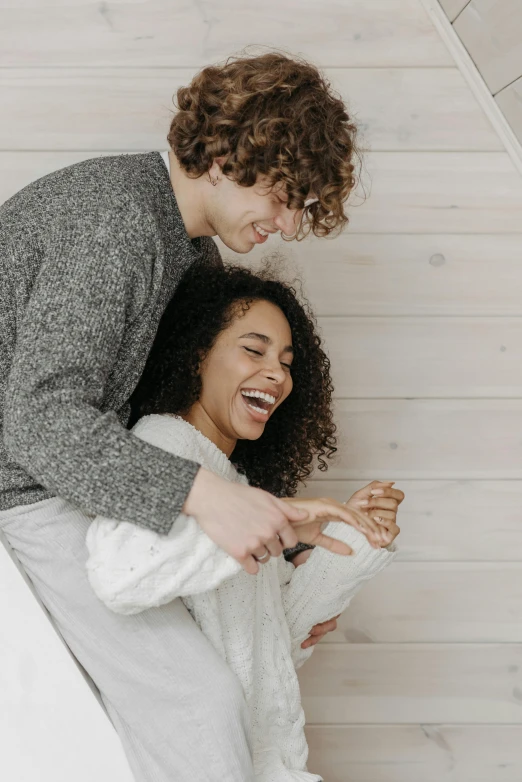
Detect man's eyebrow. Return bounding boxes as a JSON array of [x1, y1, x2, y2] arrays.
[[239, 332, 294, 354]]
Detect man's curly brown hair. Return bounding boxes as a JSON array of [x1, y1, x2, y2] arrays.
[[167, 50, 360, 240], [129, 261, 337, 497]]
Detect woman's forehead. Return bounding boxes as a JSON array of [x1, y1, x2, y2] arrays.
[[230, 300, 292, 338]]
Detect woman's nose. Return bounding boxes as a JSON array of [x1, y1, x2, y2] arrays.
[[262, 359, 286, 383]]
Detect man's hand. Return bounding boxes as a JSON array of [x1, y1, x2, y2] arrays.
[[301, 614, 341, 649], [183, 468, 307, 574]]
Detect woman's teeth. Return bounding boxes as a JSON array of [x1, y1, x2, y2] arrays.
[[246, 402, 268, 415], [241, 390, 276, 416], [242, 390, 276, 404]]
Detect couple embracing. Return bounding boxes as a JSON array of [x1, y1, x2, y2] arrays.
[[0, 51, 403, 781]]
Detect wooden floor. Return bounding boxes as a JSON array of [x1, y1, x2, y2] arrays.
[[1, 1, 522, 780]]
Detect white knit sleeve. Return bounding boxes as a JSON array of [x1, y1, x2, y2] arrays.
[[86, 513, 242, 615], [85, 417, 242, 615], [280, 522, 397, 669]]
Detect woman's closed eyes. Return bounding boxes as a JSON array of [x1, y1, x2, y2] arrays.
[[243, 346, 292, 371]]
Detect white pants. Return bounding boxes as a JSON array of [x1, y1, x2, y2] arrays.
[[0, 497, 255, 782]]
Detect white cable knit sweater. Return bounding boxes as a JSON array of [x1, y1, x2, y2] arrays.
[[86, 415, 397, 782]]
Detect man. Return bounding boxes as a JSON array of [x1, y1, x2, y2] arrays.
[[0, 52, 361, 780]]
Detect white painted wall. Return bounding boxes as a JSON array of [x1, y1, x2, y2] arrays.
[[0, 534, 133, 782]]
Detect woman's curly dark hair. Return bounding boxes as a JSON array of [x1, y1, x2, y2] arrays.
[[129, 261, 337, 497], [167, 49, 361, 240]]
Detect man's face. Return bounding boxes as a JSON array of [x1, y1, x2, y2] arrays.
[[205, 164, 311, 253]]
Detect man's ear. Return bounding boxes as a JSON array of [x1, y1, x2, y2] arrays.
[[209, 156, 227, 177]]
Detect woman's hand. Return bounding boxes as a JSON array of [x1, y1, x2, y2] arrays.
[[290, 481, 404, 651], [282, 496, 390, 552], [345, 480, 404, 547]]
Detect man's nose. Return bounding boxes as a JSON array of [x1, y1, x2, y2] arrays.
[[274, 207, 301, 237]]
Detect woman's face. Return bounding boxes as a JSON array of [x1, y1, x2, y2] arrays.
[[185, 299, 294, 455]]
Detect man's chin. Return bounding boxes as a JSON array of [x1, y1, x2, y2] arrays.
[[218, 234, 255, 254]]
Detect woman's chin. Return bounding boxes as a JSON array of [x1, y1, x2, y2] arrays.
[[233, 410, 267, 440], [234, 396, 270, 437], [236, 421, 266, 440]]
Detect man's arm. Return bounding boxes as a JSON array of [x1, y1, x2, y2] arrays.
[[2, 208, 308, 561], [4, 204, 200, 534]]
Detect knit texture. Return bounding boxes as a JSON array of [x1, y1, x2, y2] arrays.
[[0, 151, 222, 531], [86, 414, 398, 782]]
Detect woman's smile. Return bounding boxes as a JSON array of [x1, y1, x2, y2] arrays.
[[180, 299, 293, 456], [239, 388, 278, 422]]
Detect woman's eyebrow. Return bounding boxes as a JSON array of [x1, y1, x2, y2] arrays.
[[239, 332, 294, 354]]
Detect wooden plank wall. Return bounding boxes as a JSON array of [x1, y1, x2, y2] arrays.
[[439, 0, 522, 145], [1, 1, 522, 780]]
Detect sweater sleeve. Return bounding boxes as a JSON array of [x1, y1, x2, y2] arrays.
[[3, 204, 200, 533], [85, 419, 243, 615], [86, 511, 243, 615], [279, 522, 398, 670]]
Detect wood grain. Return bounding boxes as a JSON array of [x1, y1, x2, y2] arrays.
[[0, 67, 501, 152], [223, 233, 522, 317], [305, 724, 522, 782], [453, 0, 522, 94], [319, 317, 522, 398], [318, 399, 522, 480], [298, 643, 522, 723], [0, 1, 453, 68], [438, 0, 471, 21], [299, 480, 522, 562], [496, 76, 522, 146], [349, 152, 522, 233], [320, 563, 522, 643]]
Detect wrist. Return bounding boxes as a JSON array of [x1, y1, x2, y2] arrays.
[[182, 466, 215, 517]]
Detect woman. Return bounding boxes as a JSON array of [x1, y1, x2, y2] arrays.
[[86, 262, 402, 781]]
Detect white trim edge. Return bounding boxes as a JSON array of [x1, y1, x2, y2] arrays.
[[420, 0, 522, 178]]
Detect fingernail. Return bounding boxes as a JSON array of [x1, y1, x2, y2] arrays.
[[371, 489, 384, 496], [358, 500, 369, 506]]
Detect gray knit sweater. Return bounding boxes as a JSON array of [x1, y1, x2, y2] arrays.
[[0, 151, 222, 533]]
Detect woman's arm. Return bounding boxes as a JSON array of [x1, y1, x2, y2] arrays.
[[85, 416, 243, 614], [86, 510, 242, 615], [279, 522, 397, 669]]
